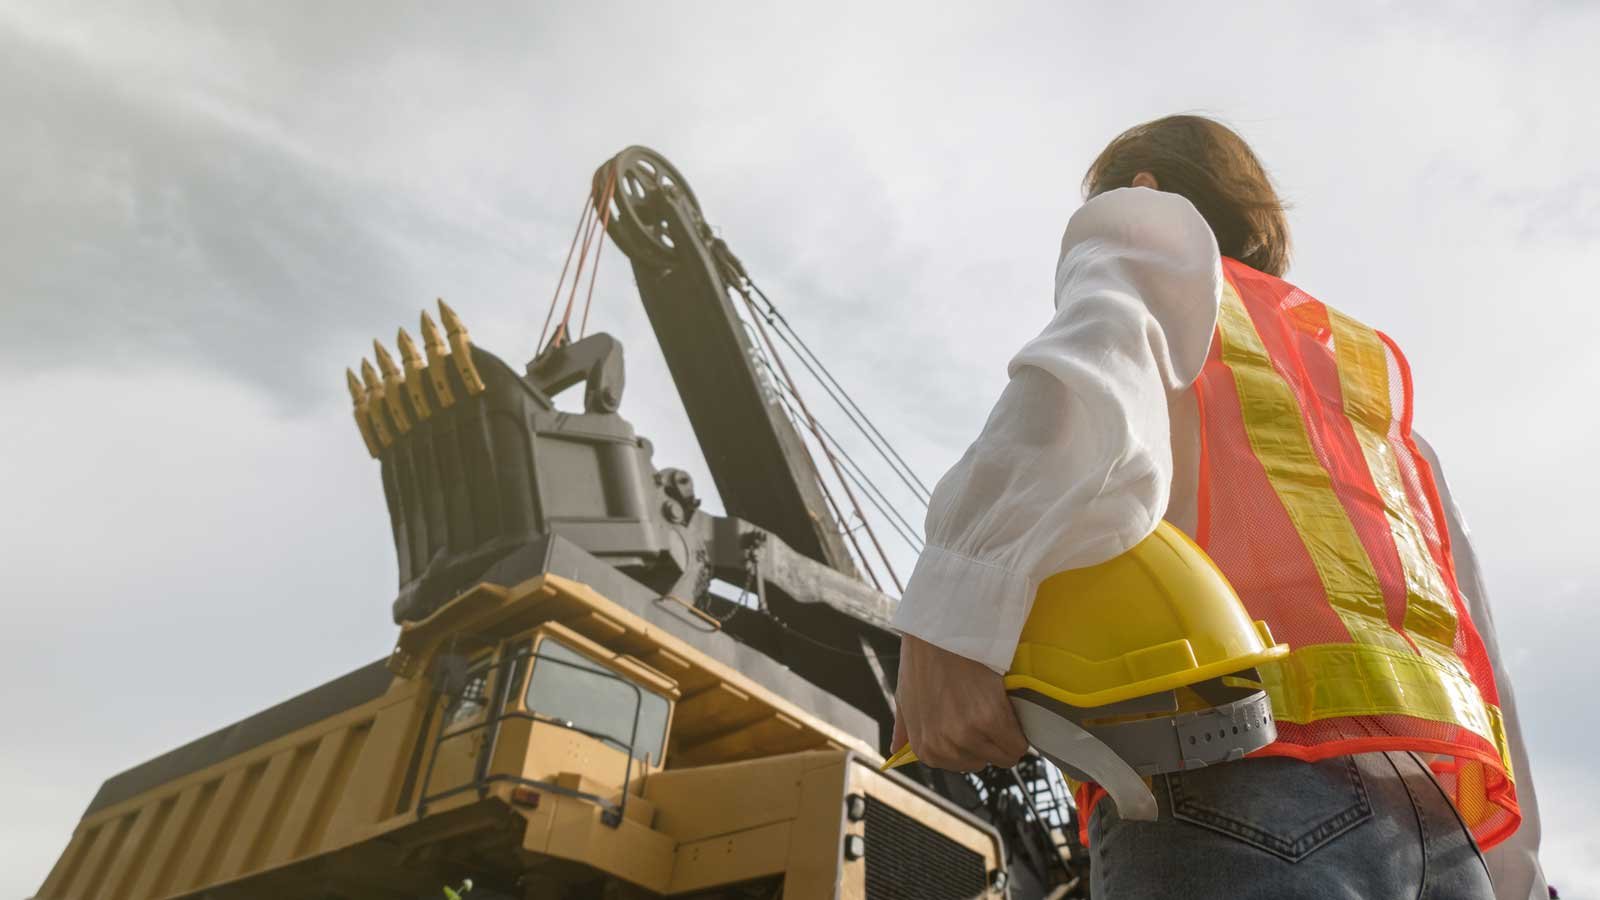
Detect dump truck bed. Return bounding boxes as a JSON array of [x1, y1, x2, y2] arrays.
[[81, 660, 395, 822], [38, 658, 429, 899]]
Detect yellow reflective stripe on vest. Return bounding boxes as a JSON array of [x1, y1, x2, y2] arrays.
[[1326, 308, 1462, 654], [1216, 284, 1513, 774], [1256, 644, 1500, 748], [1214, 283, 1409, 652]]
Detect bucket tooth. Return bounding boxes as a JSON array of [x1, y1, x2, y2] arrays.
[[358, 359, 395, 447], [437, 299, 485, 395], [346, 368, 381, 457], [396, 328, 432, 418], [373, 340, 413, 432], [420, 310, 457, 408]]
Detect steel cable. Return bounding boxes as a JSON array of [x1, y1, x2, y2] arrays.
[[770, 384, 924, 553], [745, 280, 933, 505]]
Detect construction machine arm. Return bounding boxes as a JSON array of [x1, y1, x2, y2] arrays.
[[593, 147, 860, 579]]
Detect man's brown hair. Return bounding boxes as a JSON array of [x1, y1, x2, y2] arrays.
[[1083, 115, 1291, 276]]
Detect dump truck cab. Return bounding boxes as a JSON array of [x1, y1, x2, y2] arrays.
[[390, 572, 1016, 898], [418, 621, 678, 826]]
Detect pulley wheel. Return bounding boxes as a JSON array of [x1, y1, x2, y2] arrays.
[[593, 146, 702, 268]]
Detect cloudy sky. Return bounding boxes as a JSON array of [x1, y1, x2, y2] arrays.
[[3, 1, 1597, 896]]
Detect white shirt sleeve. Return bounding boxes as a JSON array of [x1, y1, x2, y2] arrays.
[[890, 187, 1222, 673], [1413, 433, 1548, 900]]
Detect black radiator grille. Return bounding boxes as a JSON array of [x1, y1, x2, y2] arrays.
[[863, 795, 989, 900]]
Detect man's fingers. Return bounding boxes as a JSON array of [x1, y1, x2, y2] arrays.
[[891, 633, 1036, 772], [920, 744, 1020, 773], [1000, 728, 1031, 764], [984, 698, 1032, 762], [952, 718, 1025, 770], [960, 702, 1029, 755], [915, 736, 991, 773], [983, 731, 1030, 769], [935, 722, 1030, 771], [917, 717, 1026, 772]]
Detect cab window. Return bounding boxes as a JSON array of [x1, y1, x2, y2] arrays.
[[442, 661, 491, 730], [525, 638, 670, 763]]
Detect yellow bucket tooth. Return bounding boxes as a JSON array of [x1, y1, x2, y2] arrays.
[[373, 340, 413, 433], [396, 328, 432, 418], [420, 310, 457, 408], [346, 368, 381, 457], [374, 340, 402, 378], [437, 297, 466, 334], [358, 358, 395, 447], [437, 298, 485, 396]]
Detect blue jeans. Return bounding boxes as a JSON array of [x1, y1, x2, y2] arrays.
[[1088, 751, 1494, 899]]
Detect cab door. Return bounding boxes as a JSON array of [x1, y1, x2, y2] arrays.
[[419, 649, 497, 812]]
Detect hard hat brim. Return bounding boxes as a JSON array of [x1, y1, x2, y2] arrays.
[[1004, 625, 1288, 710]]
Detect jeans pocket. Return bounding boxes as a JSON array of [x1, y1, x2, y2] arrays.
[[1165, 756, 1374, 863]]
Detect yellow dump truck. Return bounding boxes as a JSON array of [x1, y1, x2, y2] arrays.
[[36, 146, 1081, 899], [38, 574, 1009, 899]]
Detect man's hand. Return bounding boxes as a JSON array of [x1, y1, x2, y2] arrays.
[[891, 634, 1031, 771]]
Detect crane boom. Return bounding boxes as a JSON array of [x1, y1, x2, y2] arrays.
[[593, 147, 861, 580]]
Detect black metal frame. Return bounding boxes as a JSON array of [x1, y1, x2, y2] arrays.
[[966, 760, 1083, 894], [415, 642, 650, 828]]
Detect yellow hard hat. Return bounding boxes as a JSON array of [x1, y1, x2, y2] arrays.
[[885, 522, 1288, 821], [1007, 520, 1285, 708]]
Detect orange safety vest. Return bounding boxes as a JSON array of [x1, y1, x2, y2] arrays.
[[1075, 258, 1520, 849]]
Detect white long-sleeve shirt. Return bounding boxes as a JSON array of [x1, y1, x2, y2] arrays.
[[890, 186, 1545, 898], [893, 187, 1220, 672]]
